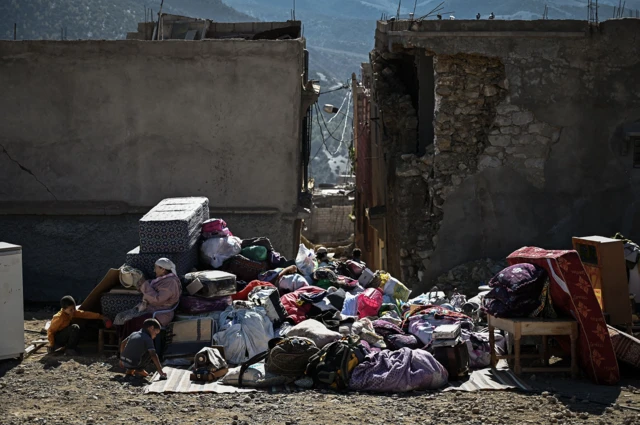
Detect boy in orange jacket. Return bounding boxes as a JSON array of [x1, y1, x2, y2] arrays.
[[47, 295, 107, 356]]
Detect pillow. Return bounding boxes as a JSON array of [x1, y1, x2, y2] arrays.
[[286, 319, 341, 348]]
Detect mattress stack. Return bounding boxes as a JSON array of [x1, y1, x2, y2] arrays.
[[101, 291, 144, 320], [124, 197, 209, 279]]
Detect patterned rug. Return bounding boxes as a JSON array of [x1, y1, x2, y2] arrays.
[[608, 326, 640, 370], [507, 247, 620, 385]]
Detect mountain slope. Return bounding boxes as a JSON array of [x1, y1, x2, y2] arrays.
[[0, 0, 253, 40]]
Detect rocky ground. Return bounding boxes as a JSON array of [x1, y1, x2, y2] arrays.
[[1, 310, 640, 425]]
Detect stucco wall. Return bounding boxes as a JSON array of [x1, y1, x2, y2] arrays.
[[0, 39, 306, 302], [0, 40, 304, 211], [372, 19, 640, 293]]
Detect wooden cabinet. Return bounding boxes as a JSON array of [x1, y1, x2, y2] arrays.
[[572, 236, 632, 327]]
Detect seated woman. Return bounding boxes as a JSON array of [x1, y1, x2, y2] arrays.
[[114, 258, 182, 339]]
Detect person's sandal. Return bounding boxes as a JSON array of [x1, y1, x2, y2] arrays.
[[133, 370, 149, 378]]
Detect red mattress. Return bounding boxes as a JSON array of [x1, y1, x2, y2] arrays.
[[507, 247, 620, 385]]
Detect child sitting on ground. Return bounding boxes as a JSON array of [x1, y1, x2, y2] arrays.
[[119, 318, 167, 379], [47, 295, 108, 356]]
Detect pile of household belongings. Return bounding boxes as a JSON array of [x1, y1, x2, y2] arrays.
[[102, 197, 631, 392]]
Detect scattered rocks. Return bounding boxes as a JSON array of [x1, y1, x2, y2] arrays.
[[433, 258, 508, 296]]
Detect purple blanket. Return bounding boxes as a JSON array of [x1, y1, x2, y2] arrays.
[[349, 348, 448, 392]]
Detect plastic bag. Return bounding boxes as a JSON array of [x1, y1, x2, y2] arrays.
[[383, 277, 411, 302], [200, 236, 242, 269], [357, 288, 383, 318], [241, 246, 268, 262], [213, 306, 274, 365], [295, 244, 317, 282]]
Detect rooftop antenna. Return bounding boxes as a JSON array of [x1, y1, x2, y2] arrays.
[[293, 0, 296, 21], [396, 0, 402, 20], [417, 1, 445, 21]]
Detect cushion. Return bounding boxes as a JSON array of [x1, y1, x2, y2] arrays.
[[286, 319, 341, 348]]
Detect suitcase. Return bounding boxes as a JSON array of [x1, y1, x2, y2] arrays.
[[184, 271, 237, 297], [433, 340, 470, 380], [223, 255, 269, 282], [163, 318, 215, 359], [433, 324, 461, 340], [178, 296, 233, 315], [139, 197, 209, 252], [358, 268, 376, 288]]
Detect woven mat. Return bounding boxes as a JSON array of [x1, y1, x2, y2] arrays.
[[445, 365, 533, 392], [145, 365, 531, 395], [144, 367, 256, 394]]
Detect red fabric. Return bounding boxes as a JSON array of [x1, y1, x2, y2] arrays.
[[280, 286, 325, 324], [507, 247, 620, 385], [231, 281, 275, 301]]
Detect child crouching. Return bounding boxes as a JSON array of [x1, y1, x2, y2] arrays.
[[119, 318, 167, 379], [48, 295, 107, 356]]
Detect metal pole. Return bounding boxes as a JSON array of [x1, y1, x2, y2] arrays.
[[13, 23, 16, 40]]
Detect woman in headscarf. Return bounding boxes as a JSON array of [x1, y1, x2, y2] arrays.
[[115, 258, 182, 339]]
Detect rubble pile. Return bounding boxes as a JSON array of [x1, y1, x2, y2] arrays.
[[434, 258, 509, 296]]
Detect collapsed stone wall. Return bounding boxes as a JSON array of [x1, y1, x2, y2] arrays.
[[387, 53, 511, 288], [370, 50, 423, 283], [367, 20, 640, 294], [372, 51, 568, 292]]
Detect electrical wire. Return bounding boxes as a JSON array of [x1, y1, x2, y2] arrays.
[[316, 101, 351, 143], [340, 91, 352, 142], [312, 103, 354, 158], [319, 82, 349, 95], [327, 89, 350, 124]]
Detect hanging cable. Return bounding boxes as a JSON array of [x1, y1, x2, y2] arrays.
[[319, 81, 349, 95], [313, 103, 353, 157], [315, 101, 351, 143], [327, 89, 350, 124]]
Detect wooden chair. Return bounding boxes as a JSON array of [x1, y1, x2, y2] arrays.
[[98, 328, 120, 354], [488, 315, 579, 378]]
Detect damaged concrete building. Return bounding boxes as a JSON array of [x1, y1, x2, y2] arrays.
[[0, 16, 318, 301], [302, 183, 354, 245], [354, 19, 640, 293]]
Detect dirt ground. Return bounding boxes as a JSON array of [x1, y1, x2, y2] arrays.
[[2, 310, 640, 425]]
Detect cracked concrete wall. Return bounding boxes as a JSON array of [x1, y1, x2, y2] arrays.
[[372, 19, 640, 293], [0, 40, 306, 302]]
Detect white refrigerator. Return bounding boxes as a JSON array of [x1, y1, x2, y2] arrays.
[[0, 242, 24, 360]]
